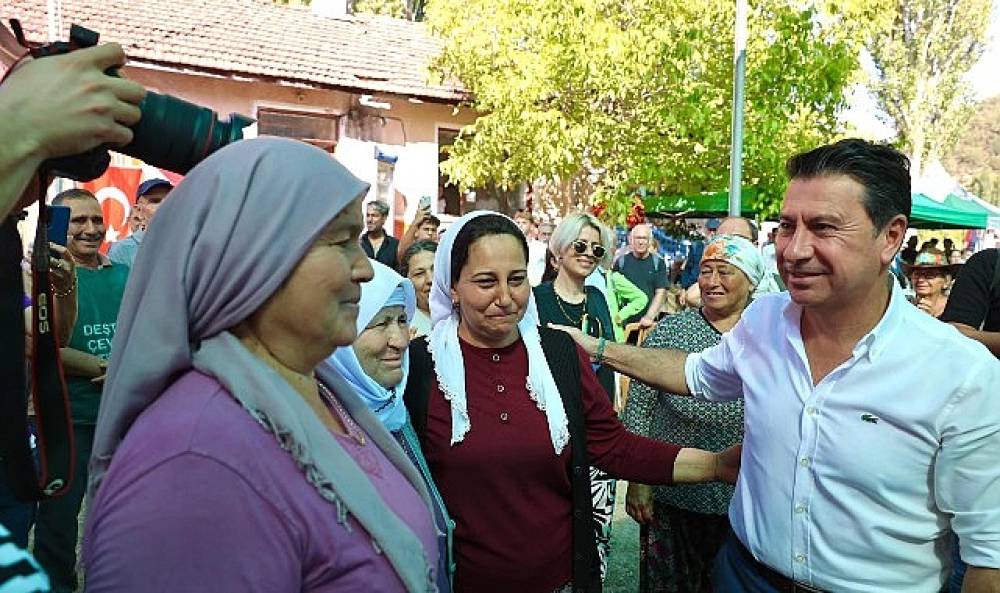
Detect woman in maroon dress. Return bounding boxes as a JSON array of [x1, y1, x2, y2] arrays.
[[403, 211, 740, 593]]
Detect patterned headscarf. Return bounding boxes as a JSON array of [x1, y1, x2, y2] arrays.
[[702, 234, 766, 288]]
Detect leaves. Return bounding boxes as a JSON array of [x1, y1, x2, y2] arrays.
[[859, 0, 993, 177], [426, 0, 857, 221]]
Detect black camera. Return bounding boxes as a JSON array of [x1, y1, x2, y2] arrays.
[[10, 20, 254, 181]]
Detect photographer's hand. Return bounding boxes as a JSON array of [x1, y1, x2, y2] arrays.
[[0, 42, 146, 218]]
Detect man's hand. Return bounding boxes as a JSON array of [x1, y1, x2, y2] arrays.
[[639, 316, 655, 329], [547, 323, 600, 358], [48, 243, 76, 294], [626, 482, 654, 524], [715, 443, 742, 484], [2, 43, 146, 163]]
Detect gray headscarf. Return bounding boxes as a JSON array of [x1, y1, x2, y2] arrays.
[[89, 138, 435, 592]]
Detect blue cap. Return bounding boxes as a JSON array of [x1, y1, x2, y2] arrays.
[[136, 178, 173, 199], [706, 218, 721, 230]]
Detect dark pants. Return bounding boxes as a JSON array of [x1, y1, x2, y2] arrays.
[[713, 535, 780, 593], [0, 428, 39, 547], [948, 534, 966, 593], [33, 424, 94, 593]]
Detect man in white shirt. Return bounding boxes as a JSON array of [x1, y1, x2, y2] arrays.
[[554, 139, 1000, 593]]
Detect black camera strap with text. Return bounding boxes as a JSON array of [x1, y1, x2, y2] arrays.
[[0, 173, 75, 501]]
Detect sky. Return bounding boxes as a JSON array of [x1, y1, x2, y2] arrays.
[[843, 8, 1000, 141]]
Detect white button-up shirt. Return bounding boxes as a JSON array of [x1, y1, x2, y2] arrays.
[[685, 281, 1000, 592]]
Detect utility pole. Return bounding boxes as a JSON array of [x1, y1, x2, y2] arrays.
[[728, 0, 748, 217]]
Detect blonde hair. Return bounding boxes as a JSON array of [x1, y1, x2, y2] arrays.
[[548, 211, 614, 268]]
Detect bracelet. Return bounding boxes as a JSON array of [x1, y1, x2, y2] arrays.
[[595, 336, 607, 364], [50, 275, 77, 298]]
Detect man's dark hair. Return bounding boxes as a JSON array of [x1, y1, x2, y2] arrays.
[[51, 188, 97, 206], [785, 139, 910, 232], [400, 240, 437, 277], [419, 215, 441, 229], [450, 214, 528, 286], [367, 200, 389, 217]]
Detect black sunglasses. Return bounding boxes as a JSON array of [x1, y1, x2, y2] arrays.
[[571, 240, 606, 259]]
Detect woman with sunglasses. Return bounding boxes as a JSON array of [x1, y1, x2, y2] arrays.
[[532, 211, 619, 580]]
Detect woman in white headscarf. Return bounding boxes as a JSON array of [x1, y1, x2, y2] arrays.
[[327, 260, 454, 592], [83, 138, 439, 593], [402, 211, 741, 593], [621, 234, 763, 593]]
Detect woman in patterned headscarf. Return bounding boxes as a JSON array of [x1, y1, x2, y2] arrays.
[[621, 234, 763, 593]]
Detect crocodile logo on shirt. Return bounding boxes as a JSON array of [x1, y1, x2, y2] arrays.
[[861, 413, 879, 424]]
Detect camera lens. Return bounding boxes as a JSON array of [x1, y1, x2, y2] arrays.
[[122, 92, 254, 175]]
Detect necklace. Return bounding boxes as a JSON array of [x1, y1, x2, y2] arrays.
[[317, 382, 367, 446], [554, 289, 590, 335]]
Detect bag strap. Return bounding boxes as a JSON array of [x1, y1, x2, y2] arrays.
[[539, 327, 601, 593]]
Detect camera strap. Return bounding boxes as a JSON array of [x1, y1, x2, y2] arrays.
[[0, 174, 75, 501]]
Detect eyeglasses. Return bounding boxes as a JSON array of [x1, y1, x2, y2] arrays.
[[571, 240, 606, 259]]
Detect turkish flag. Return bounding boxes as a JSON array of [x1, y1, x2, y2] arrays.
[[81, 167, 143, 254]]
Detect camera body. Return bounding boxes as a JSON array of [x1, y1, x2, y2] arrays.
[[18, 21, 254, 181]]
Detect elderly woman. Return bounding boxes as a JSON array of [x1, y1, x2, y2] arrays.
[[621, 235, 762, 593], [532, 212, 619, 578], [403, 211, 740, 593], [82, 139, 439, 593], [907, 249, 955, 318], [400, 240, 437, 338], [327, 260, 454, 592]]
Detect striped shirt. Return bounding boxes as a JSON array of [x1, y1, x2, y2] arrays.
[[0, 523, 50, 593]]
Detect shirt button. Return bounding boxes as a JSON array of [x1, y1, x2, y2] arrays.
[[799, 457, 811, 468], [806, 406, 818, 415], [500, 412, 510, 423], [795, 505, 807, 514], [491, 354, 500, 362], [496, 384, 505, 393], [795, 554, 806, 564]]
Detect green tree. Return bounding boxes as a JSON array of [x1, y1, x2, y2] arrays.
[[426, 0, 858, 221], [863, 0, 994, 178], [943, 95, 1000, 206]]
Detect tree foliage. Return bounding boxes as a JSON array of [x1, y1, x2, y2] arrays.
[[426, 0, 858, 221], [861, 0, 993, 178], [943, 95, 1000, 206]]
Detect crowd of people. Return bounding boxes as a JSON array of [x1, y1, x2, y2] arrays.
[[1, 33, 999, 593]]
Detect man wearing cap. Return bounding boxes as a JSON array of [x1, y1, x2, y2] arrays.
[[108, 178, 172, 268], [906, 249, 956, 318], [554, 139, 1000, 593]]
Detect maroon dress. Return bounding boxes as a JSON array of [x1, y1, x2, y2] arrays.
[[420, 337, 683, 593]]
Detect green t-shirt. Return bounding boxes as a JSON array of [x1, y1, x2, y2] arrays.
[[66, 263, 129, 425]]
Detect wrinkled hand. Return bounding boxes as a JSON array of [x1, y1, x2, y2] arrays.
[[48, 243, 76, 293], [638, 316, 655, 329], [90, 359, 108, 385], [626, 482, 654, 524], [546, 322, 600, 359], [1, 43, 146, 162], [715, 443, 742, 484]]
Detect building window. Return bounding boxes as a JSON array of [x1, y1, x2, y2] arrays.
[[257, 107, 340, 152]]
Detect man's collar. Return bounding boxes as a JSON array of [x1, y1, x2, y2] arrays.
[[76, 252, 113, 270]]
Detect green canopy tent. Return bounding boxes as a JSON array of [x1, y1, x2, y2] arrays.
[[642, 188, 759, 218], [909, 191, 998, 229]]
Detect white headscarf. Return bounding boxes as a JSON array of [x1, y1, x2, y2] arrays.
[[327, 260, 415, 432], [428, 211, 569, 455]]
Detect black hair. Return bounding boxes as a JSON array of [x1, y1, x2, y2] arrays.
[[400, 240, 437, 277], [419, 215, 441, 228], [450, 214, 528, 286], [51, 188, 97, 206], [785, 138, 910, 232], [541, 249, 558, 283]]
